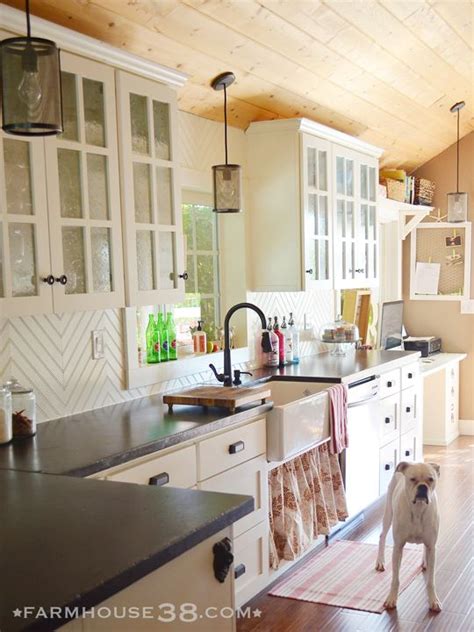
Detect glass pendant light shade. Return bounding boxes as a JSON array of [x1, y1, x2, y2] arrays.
[[211, 71, 242, 213], [212, 164, 242, 213], [447, 192, 468, 223], [447, 100, 468, 222]]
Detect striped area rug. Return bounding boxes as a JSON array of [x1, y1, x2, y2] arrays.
[[269, 540, 423, 614]]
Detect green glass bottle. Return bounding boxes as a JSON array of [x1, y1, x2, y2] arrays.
[[146, 314, 159, 364], [157, 311, 169, 362], [166, 312, 177, 361]]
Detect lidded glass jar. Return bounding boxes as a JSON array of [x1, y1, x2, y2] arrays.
[[4, 378, 36, 439], [0, 386, 13, 445], [319, 315, 359, 356]]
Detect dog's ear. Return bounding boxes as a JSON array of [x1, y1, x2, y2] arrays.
[[428, 462, 440, 477], [396, 461, 410, 473]]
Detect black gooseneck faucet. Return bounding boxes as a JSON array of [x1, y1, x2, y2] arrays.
[[209, 302, 273, 387]]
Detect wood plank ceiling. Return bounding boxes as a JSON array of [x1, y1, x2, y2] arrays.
[[4, 0, 474, 170]]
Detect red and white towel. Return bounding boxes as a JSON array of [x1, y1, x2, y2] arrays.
[[328, 383, 348, 455]]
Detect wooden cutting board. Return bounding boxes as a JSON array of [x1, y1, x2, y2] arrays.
[[163, 384, 271, 413]]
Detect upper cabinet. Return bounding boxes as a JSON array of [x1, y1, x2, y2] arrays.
[[246, 119, 383, 292], [117, 71, 185, 306]]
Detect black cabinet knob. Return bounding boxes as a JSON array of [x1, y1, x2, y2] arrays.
[[229, 440, 245, 455], [149, 472, 170, 486], [408, 372, 413, 379], [179, 272, 189, 281], [305, 268, 313, 275], [406, 406, 411, 413], [42, 275, 55, 285], [405, 450, 411, 457], [234, 563, 246, 579], [56, 275, 67, 286], [384, 463, 391, 471], [384, 417, 391, 424]]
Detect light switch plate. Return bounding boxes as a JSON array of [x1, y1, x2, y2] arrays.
[[92, 330, 105, 359], [460, 300, 474, 314]]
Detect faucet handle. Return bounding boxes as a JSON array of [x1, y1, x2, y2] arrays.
[[233, 369, 253, 386], [209, 363, 225, 383]]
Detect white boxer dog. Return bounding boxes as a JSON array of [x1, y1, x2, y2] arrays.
[[375, 461, 442, 612]]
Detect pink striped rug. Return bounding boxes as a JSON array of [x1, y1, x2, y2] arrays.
[[269, 540, 423, 614]]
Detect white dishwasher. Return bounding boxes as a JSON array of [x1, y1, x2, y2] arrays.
[[341, 375, 381, 518]]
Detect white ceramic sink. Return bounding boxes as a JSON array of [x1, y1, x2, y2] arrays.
[[266, 381, 332, 462]]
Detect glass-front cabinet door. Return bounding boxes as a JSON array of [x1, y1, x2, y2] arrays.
[[117, 71, 184, 306], [333, 144, 378, 289], [301, 134, 332, 289], [44, 52, 124, 312], [0, 133, 52, 317]]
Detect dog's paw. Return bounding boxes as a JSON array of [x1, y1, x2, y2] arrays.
[[375, 561, 385, 572], [384, 594, 398, 609], [429, 597, 442, 612]]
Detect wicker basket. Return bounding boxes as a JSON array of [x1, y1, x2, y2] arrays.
[[382, 177, 405, 202]]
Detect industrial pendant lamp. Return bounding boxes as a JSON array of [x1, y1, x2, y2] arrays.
[[447, 101, 468, 222], [0, 0, 63, 136], [211, 72, 242, 213]]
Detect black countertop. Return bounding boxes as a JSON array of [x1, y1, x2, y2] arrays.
[[0, 470, 253, 632]]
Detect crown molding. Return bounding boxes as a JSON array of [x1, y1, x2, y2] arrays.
[[246, 118, 384, 158], [0, 4, 187, 88]]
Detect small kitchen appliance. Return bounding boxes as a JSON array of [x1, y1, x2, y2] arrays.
[[403, 336, 442, 358]]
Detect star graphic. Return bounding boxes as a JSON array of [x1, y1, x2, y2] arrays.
[[252, 608, 262, 618], [12, 609, 23, 618]]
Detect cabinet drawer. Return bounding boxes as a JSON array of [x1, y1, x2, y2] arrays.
[[199, 456, 267, 536], [401, 387, 418, 435], [106, 445, 197, 488], [378, 393, 399, 446], [379, 369, 401, 398], [198, 417, 266, 480], [401, 363, 419, 390], [400, 430, 419, 463], [233, 521, 269, 609], [379, 439, 399, 496]]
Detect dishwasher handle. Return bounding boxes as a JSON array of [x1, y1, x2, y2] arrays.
[[348, 392, 379, 408]]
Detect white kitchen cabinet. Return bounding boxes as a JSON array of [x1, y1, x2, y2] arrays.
[[45, 52, 125, 312], [117, 71, 185, 306], [233, 520, 269, 609], [379, 438, 399, 496], [246, 119, 382, 292]]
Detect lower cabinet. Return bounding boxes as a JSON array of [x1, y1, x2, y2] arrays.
[[400, 429, 419, 463], [233, 521, 269, 609], [379, 438, 399, 496], [60, 528, 235, 631]]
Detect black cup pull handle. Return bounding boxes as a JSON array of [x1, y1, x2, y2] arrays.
[[42, 275, 55, 285], [385, 417, 391, 424], [229, 440, 245, 454], [149, 472, 170, 486], [56, 275, 68, 285], [234, 563, 246, 579]]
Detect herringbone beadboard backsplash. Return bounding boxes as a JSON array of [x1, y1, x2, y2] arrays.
[[0, 289, 333, 422]]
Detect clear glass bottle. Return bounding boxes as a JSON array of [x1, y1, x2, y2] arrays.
[[281, 315, 294, 364], [288, 312, 300, 364], [264, 317, 279, 368], [0, 386, 13, 445], [5, 379, 36, 439]]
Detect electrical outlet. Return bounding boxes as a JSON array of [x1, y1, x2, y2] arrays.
[[303, 313, 313, 330], [91, 330, 105, 360], [460, 300, 474, 314]]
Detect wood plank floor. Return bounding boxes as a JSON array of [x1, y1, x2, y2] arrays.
[[238, 437, 473, 632]]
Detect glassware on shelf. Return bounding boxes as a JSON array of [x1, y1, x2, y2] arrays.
[[319, 315, 359, 356]]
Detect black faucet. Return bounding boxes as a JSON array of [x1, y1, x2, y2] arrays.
[[209, 302, 273, 387]]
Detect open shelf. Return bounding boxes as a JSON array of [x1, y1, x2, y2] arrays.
[[378, 198, 433, 239]]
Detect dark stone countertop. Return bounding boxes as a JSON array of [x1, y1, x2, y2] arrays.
[[0, 470, 253, 632]]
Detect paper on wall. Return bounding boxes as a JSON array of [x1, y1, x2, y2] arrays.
[[414, 262, 440, 295]]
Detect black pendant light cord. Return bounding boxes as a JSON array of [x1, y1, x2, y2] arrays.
[[223, 83, 228, 165], [25, 0, 32, 39], [456, 107, 460, 193]]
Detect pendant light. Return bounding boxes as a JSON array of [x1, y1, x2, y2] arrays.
[[211, 72, 242, 213], [0, 0, 63, 136], [447, 101, 468, 222]]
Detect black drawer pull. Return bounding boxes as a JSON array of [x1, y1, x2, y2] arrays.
[[229, 440, 245, 454], [384, 463, 391, 471], [406, 406, 411, 413], [234, 563, 246, 579], [405, 450, 411, 457], [149, 472, 170, 486], [384, 417, 391, 424], [408, 372, 413, 379], [387, 381, 393, 387]]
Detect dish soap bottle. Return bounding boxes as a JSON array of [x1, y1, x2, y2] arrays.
[[288, 312, 300, 364], [273, 316, 285, 367], [193, 320, 207, 354], [263, 317, 279, 367], [281, 315, 294, 364]]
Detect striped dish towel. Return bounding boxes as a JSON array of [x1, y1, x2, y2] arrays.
[[328, 384, 348, 455]]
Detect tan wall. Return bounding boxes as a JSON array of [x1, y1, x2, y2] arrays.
[[402, 132, 474, 421]]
